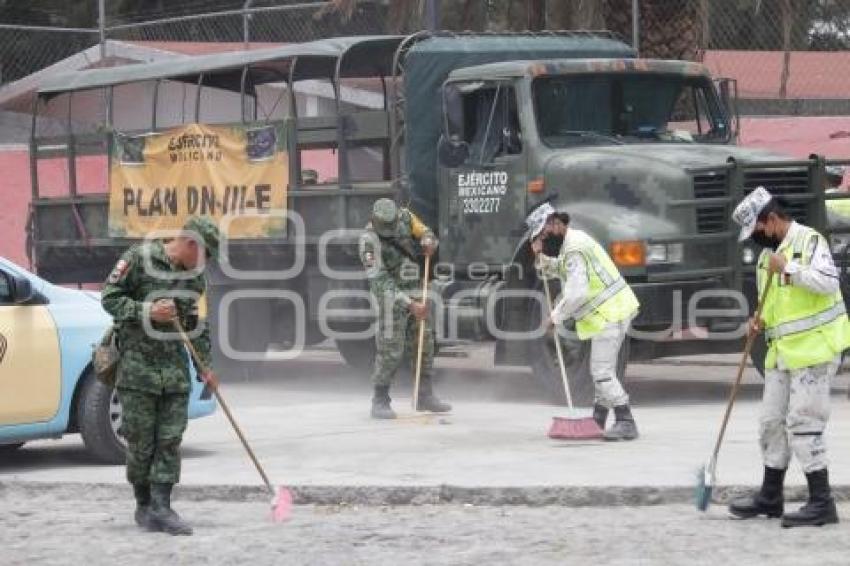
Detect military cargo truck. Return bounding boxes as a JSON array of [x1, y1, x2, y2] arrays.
[[26, 32, 849, 402]]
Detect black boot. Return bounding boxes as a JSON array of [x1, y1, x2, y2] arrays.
[[603, 405, 638, 441], [416, 375, 451, 413], [132, 483, 153, 529], [781, 468, 839, 528], [729, 466, 786, 519], [148, 483, 193, 536], [371, 386, 396, 419], [592, 404, 609, 430]]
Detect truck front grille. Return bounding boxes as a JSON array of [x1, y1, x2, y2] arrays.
[[693, 172, 728, 233], [743, 169, 811, 224]]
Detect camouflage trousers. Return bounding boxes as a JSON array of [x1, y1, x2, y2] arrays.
[[370, 304, 434, 388], [117, 388, 189, 485], [760, 355, 839, 473]]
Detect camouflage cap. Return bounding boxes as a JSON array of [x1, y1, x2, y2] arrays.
[[371, 198, 399, 237], [184, 216, 221, 259]]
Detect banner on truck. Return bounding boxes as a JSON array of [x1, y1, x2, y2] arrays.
[[108, 122, 287, 238]]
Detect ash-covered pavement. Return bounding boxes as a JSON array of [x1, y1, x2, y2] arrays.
[[2, 485, 848, 566], [4, 345, 850, 565], [3, 345, 850, 492]]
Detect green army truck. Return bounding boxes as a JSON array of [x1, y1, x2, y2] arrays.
[[26, 32, 849, 402]]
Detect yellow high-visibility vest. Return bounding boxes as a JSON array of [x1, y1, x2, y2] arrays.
[[559, 230, 640, 340], [758, 224, 850, 370]]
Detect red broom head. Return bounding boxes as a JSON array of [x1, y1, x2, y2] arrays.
[[548, 416, 604, 440], [271, 486, 293, 523]]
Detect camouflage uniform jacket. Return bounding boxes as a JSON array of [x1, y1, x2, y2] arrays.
[[101, 240, 211, 394], [358, 209, 435, 308]]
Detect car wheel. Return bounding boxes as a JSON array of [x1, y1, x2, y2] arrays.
[[77, 372, 127, 464]]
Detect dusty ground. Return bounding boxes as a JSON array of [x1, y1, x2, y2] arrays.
[[2, 487, 848, 566]]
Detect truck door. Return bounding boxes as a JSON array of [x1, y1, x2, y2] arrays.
[[0, 268, 61, 426], [439, 81, 527, 267]]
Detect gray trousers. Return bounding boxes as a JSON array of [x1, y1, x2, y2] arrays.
[[761, 356, 838, 473], [590, 320, 630, 408]]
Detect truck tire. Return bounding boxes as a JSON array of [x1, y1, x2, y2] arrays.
[[336, 337, 377, 373], [77, 372, 127, 464], [527, 279, 629, 406], [749, 333, 767, 378]]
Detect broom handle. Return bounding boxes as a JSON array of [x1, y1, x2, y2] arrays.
[[413, 254, 431, 411], [711, 270, 775, 460], [173, 319, 275, 495], [542, 276, 574, 410]]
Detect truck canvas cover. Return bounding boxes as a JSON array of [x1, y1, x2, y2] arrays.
[[402, 33, 635, 225]]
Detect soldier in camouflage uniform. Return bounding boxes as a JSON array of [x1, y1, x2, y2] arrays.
[[101, 216, 221, 536], [359, 198, 451, 419]]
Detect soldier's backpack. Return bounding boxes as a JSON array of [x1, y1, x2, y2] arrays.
[[92, 325, 120, 387]]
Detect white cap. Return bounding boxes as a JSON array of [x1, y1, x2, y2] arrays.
[[526, 202, 555, 239], [731, 186, 773, 242]]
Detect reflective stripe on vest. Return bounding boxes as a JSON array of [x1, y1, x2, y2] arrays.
[[765, 301, 847, 341], [573, 277, 627, 320]]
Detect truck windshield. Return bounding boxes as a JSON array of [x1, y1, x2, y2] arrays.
[[533, 73, 730, 147]]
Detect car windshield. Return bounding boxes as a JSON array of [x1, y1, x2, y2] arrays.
[[533, 72, 730, 147]]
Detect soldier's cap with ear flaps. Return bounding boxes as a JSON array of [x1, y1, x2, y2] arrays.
[[183, 216, 221, 259], [371, 198, 399, 237]]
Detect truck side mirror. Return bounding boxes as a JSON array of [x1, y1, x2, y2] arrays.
[[10, 274, 34, 304], [438, 134, 470, 168], [716, 77, 740, 140]]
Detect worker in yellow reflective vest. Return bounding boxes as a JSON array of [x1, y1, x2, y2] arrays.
[[825, 165, 850, 253], [528, 203, 640, 441], [729, 186, 849, 528]]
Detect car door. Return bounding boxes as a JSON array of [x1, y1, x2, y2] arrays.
[[0, 266, 62, 426]]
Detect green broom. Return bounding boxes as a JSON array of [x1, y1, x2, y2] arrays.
[[696, 271, 773, 511]]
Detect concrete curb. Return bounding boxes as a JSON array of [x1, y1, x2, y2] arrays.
[[4, 481, 850, 507]]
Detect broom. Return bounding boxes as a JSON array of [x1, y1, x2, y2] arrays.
[[173, 319, 293, 522], [695, 271, 774, 512], [412, 254, 431, 412], [542, 276, 604, 440]]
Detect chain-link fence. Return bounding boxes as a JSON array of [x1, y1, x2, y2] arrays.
[[3, 1, 850, 107]]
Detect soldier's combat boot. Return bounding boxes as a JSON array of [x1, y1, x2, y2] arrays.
[[728, 466, 785, 519], [781, 468, 839, 528], [371, 386, 396, 419], [132, 483, 153, 529], [603, 405, 638, 441], [149, 483, 193, 536], [592, 404, 609, 430], [416, 375, 451, 413]]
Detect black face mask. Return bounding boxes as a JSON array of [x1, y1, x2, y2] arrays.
[[750, 230, 781, 250]]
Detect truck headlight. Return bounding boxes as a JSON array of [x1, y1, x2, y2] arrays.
[[646, 243, 684, 264], [741, 246, 755, 265]]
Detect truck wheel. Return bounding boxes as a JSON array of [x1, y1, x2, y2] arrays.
[[336, 337, 377, 373], [77, 372, 127, 464], [527, 280, 628, 406], [749, 333, 767, 378]]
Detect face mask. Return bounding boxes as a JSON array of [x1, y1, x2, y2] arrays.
[[750, 230, 781, 250]]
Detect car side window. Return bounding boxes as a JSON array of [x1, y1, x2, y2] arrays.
[[0, 271, 12, 304]]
